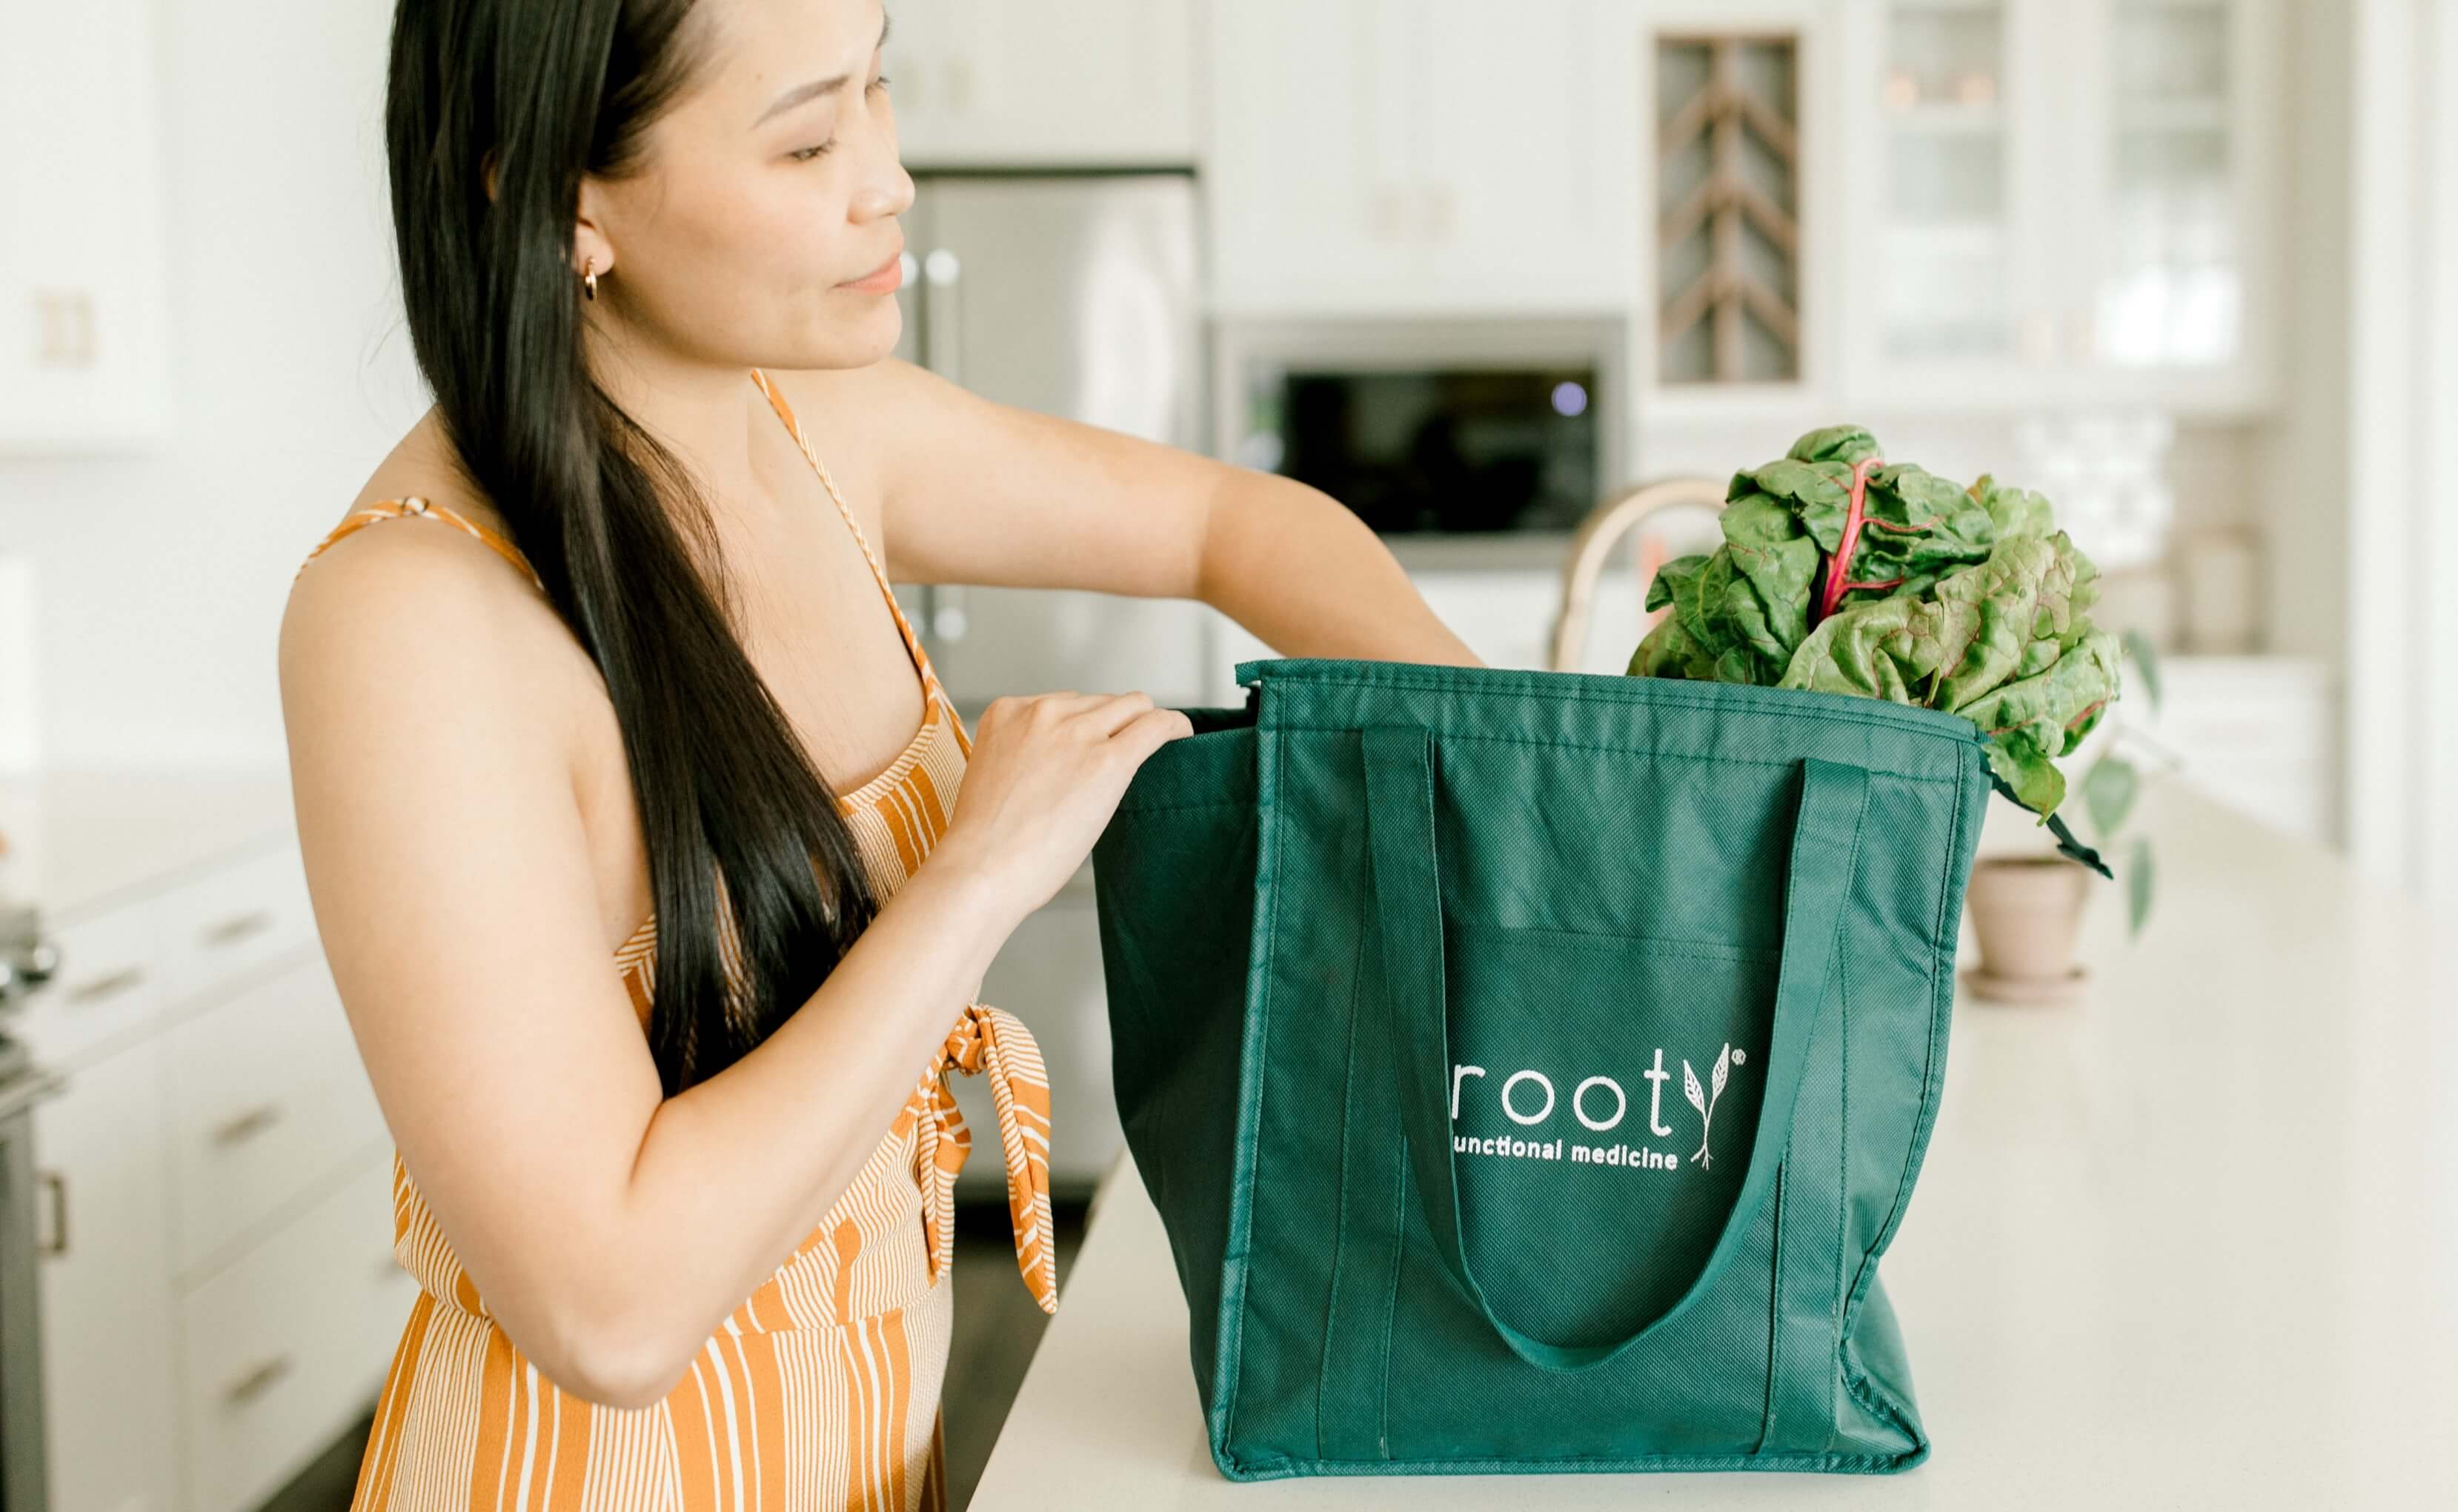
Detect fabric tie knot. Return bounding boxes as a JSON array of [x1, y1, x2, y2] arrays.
[[912, 1000, 1058, 1313]]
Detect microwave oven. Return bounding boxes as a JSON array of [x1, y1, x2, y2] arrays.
[[1214, 317, 1627, 538]]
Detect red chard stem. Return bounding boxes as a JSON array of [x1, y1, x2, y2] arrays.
[[1813, 456, 1887, 625]]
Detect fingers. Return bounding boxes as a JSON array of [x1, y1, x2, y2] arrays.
[[1116, 705, 1196, 754], [1081, 691, 1163, 738]]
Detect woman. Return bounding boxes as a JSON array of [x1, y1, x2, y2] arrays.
[[280, 0, 1479, 1505]]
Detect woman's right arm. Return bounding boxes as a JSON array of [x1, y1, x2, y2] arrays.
[[279, 524, 1185, 1409]]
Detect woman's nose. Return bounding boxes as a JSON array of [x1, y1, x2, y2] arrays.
[[850, 159, 914, 224]]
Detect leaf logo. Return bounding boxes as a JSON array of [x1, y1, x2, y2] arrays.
[[1684, 1043, 1735, 1170]]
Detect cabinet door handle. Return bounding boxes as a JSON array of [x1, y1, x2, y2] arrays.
[[211, 1102, 285, 1147], [64, 965, 144, 1005], [36, 1171, 66, 1256], [202, 910, 276, 948], [930, 584, 970, 640], [223, 1354, 294, 1406]]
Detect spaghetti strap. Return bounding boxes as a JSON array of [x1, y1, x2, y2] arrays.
[[749, 366, 943, 704], [293, 497, 548, 596]]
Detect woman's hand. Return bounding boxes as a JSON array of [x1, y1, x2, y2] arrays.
[[931, 690, 1195, 925]]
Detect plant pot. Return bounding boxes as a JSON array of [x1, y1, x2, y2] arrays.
[[1964, 856, 2093, 1001]]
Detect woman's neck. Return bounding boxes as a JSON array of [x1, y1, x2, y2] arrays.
[[585, 343, 773, 534]]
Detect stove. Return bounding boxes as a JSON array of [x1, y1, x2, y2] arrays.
[[0, 902, 56, 1013], [0, 898, 62, 1511]]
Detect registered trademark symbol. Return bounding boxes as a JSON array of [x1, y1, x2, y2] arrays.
[[1731, 1050, 1747, 1065]]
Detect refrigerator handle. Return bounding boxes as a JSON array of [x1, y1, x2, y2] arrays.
[[931, 585, 970, 641], [918, 245, 969, 643], [923, 248, 963, 387]]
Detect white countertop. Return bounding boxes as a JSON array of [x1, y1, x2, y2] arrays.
[[0, 765, 296, 920], [973, 784, 2458, 1507]]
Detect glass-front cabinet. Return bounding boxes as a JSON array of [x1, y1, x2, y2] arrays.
[[1841, 0, 2279, 413]]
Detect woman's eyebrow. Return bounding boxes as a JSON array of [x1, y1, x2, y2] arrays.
[[752, 12, 891, 127]]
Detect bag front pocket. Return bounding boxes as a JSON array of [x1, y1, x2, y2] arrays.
[[1440, 922, 1778, 1353], [1358, 923, 1784, 1462]]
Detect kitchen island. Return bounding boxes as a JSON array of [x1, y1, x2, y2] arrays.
[[971, 785, 2457, 1506]]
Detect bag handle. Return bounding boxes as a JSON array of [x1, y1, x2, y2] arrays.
[[1359, 725, 1872, 1373]]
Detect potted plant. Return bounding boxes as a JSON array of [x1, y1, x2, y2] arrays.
[[1960, 630, 2162, 1000]]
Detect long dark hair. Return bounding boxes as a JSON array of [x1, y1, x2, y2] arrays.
[[385, 0, 880, 1096]]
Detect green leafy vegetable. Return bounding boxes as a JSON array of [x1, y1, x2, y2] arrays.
[[1628, 426, 2122, 821]]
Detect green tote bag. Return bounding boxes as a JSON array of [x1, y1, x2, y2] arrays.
[[1089, 657, 1994, 1480]]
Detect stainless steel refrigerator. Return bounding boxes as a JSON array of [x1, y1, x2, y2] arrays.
[[886, 173, 1206, 1202]]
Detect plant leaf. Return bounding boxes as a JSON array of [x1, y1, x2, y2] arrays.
[[2082, 753, 2140, 838], [2127, 837, 2156, 936], [1682, 1060, 1706, 1116], [2121, 628, 2163, 713]]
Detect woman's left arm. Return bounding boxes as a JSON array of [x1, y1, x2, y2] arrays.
[[857, 358, 1485, 669]]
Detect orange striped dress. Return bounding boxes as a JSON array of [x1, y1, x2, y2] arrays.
[[293, 367, 1057, 1511]]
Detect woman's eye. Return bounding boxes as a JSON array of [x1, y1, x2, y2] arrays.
[[788, 79, 886, 161]]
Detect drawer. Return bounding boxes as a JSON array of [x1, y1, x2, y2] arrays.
[[22, 894, 167, 1065], [157, 842, 318, 1013], [2183, 761, 2330, 845], [2153, 707, 2328, 767], [164, 956, 387, 1277], [2137, 659, 2334, 766], [181, 1148, 414, 1512]]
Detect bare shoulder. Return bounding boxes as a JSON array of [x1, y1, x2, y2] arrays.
[[762, 359, 969, 567], [280, 413, 584, 769], [761, 358, 965, 479]]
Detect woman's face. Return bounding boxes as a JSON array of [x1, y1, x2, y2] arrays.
[[581, 0, 911, 373]]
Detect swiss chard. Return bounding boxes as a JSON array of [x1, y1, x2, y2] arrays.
[[1630, 427, 2122, 840]]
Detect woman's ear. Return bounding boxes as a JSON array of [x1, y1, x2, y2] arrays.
[[573, 179, 615, 279]]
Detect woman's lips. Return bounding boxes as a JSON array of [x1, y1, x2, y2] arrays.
[[838, 250, 904, 294]]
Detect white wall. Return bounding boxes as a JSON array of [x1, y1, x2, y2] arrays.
[[2259, 0, 2353, 677], [2422, 0, 2458, 920], [0, 0, 425, 767]]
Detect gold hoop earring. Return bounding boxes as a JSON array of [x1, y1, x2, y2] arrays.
[[581, 257, 599, 302]]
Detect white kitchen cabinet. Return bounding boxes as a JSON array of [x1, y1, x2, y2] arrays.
[[2130, 654, 2333, 844], [33, 1037, 182, 1512], [164, 956, 388, 1280], [181, 1148, 407, 1512], [1399, 567, 1650, 676], [890, 0, 1197, 168], [8, 778, 408, 1512], [1838, 0, 2280, 414], [1206, 0, 1638, 316], [0, 0, 173, 450], [1200, 565, 1647, 687]]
